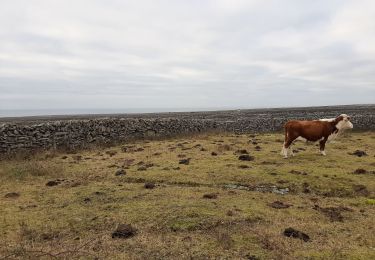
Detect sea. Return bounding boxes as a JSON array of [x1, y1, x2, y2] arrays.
[[0, 107, 240, 118]]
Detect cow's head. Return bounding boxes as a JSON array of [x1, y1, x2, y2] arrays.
[[335, 114, 353, 130]]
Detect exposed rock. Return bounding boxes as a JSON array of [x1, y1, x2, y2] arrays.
[[223, 184, 251, 191], [256, 185, 289, 195]]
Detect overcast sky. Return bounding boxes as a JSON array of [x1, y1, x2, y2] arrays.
[[0, 0, 374, 113]]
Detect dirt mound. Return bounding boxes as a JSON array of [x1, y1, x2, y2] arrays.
[[313, 205, 353, 222], [353, 168, 375, 175], [234, 149, 249, 155], [179, 158, 191, 165], [283, 227, 310, 242], [354, 168, 367, 174], [238, 154, 254, 161], [289, 170, 308, 175], [4, 192, 20, 198], [268, 201, 291, 209], [352, 184, 370, 196], [203, 193, 218, 199], [46, 179, 64, 186], [105, 150, 117, 157], [349, 150, 368, 157], [115, 168, 126, 176], [112, 224, 137, 239], [144, 182, 156, 189]]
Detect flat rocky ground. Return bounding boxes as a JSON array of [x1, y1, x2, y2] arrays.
[[1, 104, 374, 124], [1, 131, 375, 259]]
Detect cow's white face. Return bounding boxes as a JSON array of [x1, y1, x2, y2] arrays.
[[336, 114, 353, 130]]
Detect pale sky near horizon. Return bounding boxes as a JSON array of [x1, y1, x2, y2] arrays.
[[1, 0, 374, 112]]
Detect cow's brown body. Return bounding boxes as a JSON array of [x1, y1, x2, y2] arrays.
[[281, 114, 353, 158], [284, 120, 339, 142]]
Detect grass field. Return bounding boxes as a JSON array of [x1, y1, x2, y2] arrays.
[[1, 131, 374, 259]]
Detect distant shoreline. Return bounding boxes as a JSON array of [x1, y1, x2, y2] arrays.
[[1, 104, 374, 125]]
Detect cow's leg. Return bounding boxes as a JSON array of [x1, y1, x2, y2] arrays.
[[319, 139, 327, 156], [281, 131, 290, 158], [281, 142, 288, 158], [282, 138, 296, 159], [288, 139, 298, 156], [289, 146, 295, 157], [281, 131, 288, 158]]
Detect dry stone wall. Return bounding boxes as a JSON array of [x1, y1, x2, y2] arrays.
[[1, 106, 374, 153], [0, 119, 219, 153]]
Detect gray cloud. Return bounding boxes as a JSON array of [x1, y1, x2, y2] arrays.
[[0, 0, 374, 113]]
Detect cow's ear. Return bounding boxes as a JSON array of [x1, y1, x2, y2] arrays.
[[335, 115, 344, 124]]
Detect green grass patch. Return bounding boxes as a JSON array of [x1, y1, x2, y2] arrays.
[[1, 131, 375, 259]]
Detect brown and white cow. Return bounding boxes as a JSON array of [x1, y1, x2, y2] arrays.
[[281, 114, 353, 158]]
